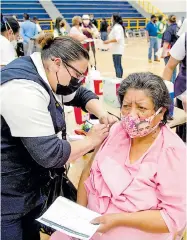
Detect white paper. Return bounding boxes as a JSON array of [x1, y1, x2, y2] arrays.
[[37, 197, 101, 240]]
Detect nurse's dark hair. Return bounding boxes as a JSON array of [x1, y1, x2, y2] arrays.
[[38, 33, 89, 62], [1, 14, 20, 34], [118, 72, 171, 125]]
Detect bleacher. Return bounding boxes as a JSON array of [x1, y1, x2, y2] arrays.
[[1, 0, 50, 30], [1, 0, 146, 31], [53, 0, 145, 27]]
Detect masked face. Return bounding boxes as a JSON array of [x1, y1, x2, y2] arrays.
[[83, 19, 90, 26], [60, 20, 65, 28], [11, 40, 18, 49], [53, 58, 87, 96], [120, 89, 165, 138], [121, 108, 162, 138], [56, 75, 82, 95], [8, 29, 19, 48]]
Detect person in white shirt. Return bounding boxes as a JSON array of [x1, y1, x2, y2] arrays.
[[103, 13, 125, 78], [177, 18, 187, 37], [0, 15, 20, 67], [32, 16, 42, 34], [53, 17, 68, 38]]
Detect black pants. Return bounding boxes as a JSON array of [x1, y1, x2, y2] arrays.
[[113, 54, 123, 78], [1, 205, 42, 240], [176, 98, 186, 142]]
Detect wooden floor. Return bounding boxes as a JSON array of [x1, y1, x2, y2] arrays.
[[41, 37, 167, 240]]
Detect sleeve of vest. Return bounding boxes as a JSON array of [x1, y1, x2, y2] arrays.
[[63, 86, 99, 112], [21, 135, 71, 168]]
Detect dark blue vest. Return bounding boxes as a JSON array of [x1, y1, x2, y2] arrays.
[[1, 56, 66, 220]]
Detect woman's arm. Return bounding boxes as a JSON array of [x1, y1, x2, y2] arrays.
[[162, 56, 180, 81], [77, 147, 100, 206], [162, 42, 170, 58], [69, 33, 87, 42], [82, 27, 94, 35], [104, 39, 117, 44], [118, 210, 169, 233], [92, 210, 169, 234], [163, 34, 185, 81]]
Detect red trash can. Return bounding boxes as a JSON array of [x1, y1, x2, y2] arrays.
[[94, 80, 103, 95], [74, 107, 90, 125]]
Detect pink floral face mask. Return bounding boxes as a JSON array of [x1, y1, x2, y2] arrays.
[[121, 108, 162, 138]]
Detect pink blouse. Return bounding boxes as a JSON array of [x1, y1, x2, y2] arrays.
[[84, 123, 186, 240]]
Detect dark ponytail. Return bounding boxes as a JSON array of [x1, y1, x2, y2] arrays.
[[112, 13, 123, 27], [112, 13, 125, 36], [1, 14, 20, 34]]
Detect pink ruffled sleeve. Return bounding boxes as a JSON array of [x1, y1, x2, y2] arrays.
[[156, 146, 186, 235]]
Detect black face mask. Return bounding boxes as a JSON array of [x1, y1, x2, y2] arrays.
[[56, 73, 82, 96]]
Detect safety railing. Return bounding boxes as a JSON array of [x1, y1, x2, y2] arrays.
[[39, 20, 54, 32], [97, 18, 149, 30], [137, 0, 166, 18], [39, 18, 149, 33]]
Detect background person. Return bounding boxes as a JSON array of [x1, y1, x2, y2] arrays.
[[100, 18, 108, 42], [20, 13, 38, 55], [161, 15, 179, 83], [157, 15, 166, 48], [146, 15, 160, 63], [33, 16, 42, 34], [0, 14, 20, 67], [69, 16, 87, 42], [90, 14, 98, 28], [82, 14, 99, 68], [104, 13, 125, 78], [54, 17, 68, 37], [163, 32, 187, 142]]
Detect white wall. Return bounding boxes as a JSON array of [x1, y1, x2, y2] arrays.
[[149, 0, 186, 14]]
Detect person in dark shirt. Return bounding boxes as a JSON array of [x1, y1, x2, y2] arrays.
[[162, 15, 179, 83], [100, 18, 108, 41], [90, 14, 98, 28]]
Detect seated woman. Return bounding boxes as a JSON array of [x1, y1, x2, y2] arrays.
[[51, 72, 186, 240]]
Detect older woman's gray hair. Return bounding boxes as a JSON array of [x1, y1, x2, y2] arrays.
[[118, 72, 171, 124]]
